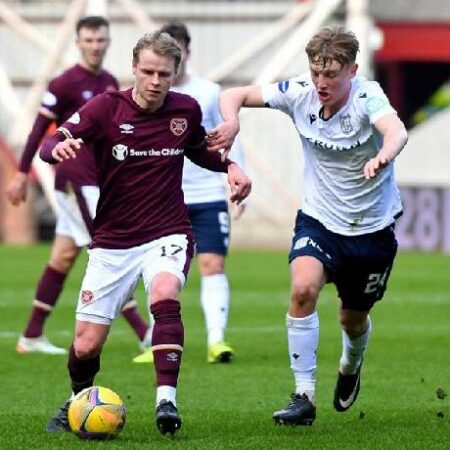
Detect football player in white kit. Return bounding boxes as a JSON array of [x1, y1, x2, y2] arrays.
[[133, 22, 246, 364], [207, 27, 408, 425]]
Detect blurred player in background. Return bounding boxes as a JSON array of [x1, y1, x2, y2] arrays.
[[6, 16, 150, 355], [41, 31, 251, 435], [133, 21, 247, 365], [208, 27, 408, 426]]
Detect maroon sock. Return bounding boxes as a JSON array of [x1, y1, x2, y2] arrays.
[[151, 299, 184, 387], [23, 265, 67, 338], [121, 299, 148, 341], [67, 344, 100, 395]]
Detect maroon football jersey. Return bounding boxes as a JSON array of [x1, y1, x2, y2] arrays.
[[24, 64, 118, 190], [42, 88, 230, 249]]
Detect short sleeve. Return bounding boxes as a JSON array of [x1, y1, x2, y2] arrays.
[[261, 74, 312, 117], [355, 80, 397, 124]]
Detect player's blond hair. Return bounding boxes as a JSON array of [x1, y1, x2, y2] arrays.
[[132, 31, 181, 70], [306, 27, 359, 69]]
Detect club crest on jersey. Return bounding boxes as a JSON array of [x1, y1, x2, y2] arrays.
[[340, 114, 353, 134], [112, 144, 129, 161], [81, 290, 94, 305], [170, 118, 187, 136]]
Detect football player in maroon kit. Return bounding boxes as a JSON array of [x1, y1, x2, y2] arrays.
[[6, 16, 150, 355], [41, 31, 251, 436]]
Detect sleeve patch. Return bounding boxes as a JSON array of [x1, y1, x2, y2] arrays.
[[277, 80, 290, 93], [67, 112, 80, 124], [365, 97, 387, 115], [42, 91, 57, 106]]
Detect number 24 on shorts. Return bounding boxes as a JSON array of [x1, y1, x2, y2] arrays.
[[364, 268, 390, 294]]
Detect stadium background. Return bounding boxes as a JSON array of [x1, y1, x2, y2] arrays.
[[0, 0, 449, 252]]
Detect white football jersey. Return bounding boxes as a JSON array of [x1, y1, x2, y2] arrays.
[[171, 74, 245, 205], [261, 74, 403, 236]]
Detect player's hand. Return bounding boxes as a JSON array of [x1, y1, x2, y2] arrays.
[[51, 138, 83, 162], [227, 163, 252, 204], [364, 154, 389, 179], [206, 121, 240, 161], [6, 171, 28, 205], [230, 202, 246, 220]]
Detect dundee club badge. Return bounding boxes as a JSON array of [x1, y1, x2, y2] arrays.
[[340, 114, 353, 134]]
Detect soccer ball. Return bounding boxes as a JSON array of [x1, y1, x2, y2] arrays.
[[68, 386, 126, 440]]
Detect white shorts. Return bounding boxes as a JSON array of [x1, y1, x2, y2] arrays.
[[55, 186, 99, 247], [76, 234, 193, 325]]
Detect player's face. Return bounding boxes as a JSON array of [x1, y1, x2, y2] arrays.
[[132, 48, 176, 111], [173, 40, 189, 85], [77, 26, 110, 72], [309, 58, 357, 114]]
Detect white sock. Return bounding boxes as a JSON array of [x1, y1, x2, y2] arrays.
[[287, 312, 319, 402], [156, 385, 177, 407], [339, 316, 372, 375], [200, 274, 229, 346]]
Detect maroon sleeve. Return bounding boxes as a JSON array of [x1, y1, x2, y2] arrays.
[[39, 132, 65, 164], [185, 141, 232, 173], [59, 94, 107, 144], [43, 76, 69, 120], [18, 114, 53, 173], [184, 100, 231, 172]]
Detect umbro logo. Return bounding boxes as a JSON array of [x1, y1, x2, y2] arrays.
[[119, 123, 134, 134], [309, 114, 317, 124], [359, 92, 367, 98], [296, 81, 309, 87], [167, 352, 179, 362], [292, 353, 300, 360]]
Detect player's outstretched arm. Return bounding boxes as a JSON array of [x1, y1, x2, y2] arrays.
[[207, 85, 264, 160], [364, 113, 408, 179], [6, 171, 28, 205], [40, 134, 83, 164], [7, 114, 54, 205], [227, 162, 252, 205]]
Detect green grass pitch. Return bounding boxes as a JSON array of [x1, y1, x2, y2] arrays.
[[0, 245, 448, 449]]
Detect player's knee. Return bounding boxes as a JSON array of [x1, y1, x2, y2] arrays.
[[340, 316, 367, 338], [291, 280, 320, 308], [49, 246, 79, 272], [73, 337, 102, 360], [198, 254, 224, 276], [151, 273, 181, 302]]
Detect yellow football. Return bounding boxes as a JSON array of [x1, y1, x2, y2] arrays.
[[68, 386, 126, 440]]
